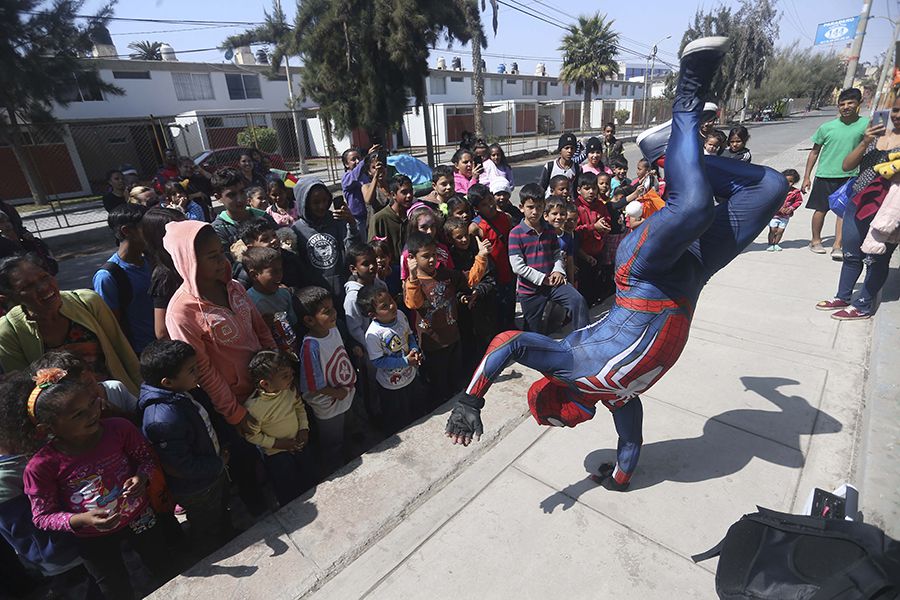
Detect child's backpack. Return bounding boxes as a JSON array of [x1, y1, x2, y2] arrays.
[[100, 261, 133, 340], [692, 506, 900, 600]]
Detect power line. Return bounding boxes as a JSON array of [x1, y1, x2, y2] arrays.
[[110, 24, 239, 36], [24, 11, 264, 27], [496, 0, 568, 30], [500, 0, 677, 67], [433, 45, 564, 63], [105, 47, 225, 60]]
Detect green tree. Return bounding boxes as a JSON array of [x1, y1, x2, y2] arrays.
[[237, 126, 279, 153], [127, 40, 163, 61], [461, 0, 497, 140], [293, 0, 472, 142], [679, 0, 779, 118], [750, 48, 843, 111], [0, 0, 122, 204], [558, 13, 620, 132], [223, 0, 308, 172], [614, 108, 630, 126], [678, 4, 739, 107]]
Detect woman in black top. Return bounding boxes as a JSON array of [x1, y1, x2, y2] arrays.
[[101, 169, 127, 212], [140, 207, 186, 339]]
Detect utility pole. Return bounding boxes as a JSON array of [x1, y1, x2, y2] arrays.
[[642, 52, 650, 127], [284, 55, 309, 174], [843, 1, 873, 90], [642, 35, 671, 127], [869, 19, 900, 113]]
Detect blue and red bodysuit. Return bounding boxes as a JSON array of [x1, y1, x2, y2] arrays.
[[461, 104, 787, 486]]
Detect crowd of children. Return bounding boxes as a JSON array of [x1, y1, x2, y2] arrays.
[[0, 125, 810, 598]]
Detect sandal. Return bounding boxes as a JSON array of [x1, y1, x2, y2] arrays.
[[831, 308, 871, 321], [816, 299, 850, 311], [809, 243, 827, 254], [831, 247, 843, 261]]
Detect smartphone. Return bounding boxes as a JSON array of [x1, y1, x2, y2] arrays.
[[332, 194, 345, 210], [873, 110, 889, 133]]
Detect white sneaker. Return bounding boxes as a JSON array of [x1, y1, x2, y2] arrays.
[[681, 36, 730, 59]]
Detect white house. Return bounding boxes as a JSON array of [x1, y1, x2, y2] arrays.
[[2, 44, 648, 201]]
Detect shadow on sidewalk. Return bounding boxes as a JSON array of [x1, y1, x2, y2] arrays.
[[744, 239, 812, 252], [539, 376, 842, 511]]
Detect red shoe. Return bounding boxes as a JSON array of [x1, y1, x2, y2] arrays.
[[816, 299, 850, 311], [831, 308, 871, 321]]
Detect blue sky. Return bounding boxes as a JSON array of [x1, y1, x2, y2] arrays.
[[83, 0, 898, 74]]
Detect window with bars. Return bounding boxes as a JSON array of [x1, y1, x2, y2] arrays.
[[490, 78, 503, 95], [172, 72, 214, 101], [225, 73, 262, 100], [112, 71, 151, 80], [537, 81, 548, 96], [431, 76, 447, 95], [522, 80, 534, 95], [58, 74, 103, 102]]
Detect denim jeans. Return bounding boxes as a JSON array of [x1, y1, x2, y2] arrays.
[[836, 197, 898, 313], [519, 283, 589, 333]]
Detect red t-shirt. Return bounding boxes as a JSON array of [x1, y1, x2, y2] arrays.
[[475, 212, 514, 285]]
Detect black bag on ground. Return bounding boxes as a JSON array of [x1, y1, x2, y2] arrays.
[[692, 506, 900, 600]]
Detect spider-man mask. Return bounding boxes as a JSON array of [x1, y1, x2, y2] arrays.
[[527, 378, 598, 427]]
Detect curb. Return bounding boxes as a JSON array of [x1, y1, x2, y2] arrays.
[[854, 251, 900, 537], [148, 367, 539, 600]]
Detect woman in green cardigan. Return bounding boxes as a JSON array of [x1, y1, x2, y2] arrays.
[[0, 255, 141, 393]]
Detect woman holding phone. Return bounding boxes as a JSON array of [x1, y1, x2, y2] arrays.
[[817, 97, 900, 320]]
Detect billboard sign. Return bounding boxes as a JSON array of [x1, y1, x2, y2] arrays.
[[814, 17, 860, 45]]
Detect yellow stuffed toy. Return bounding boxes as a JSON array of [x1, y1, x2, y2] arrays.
[[873, 151, 900, 180]]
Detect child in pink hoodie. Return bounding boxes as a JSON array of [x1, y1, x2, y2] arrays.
[[163, 221, 276, 433]]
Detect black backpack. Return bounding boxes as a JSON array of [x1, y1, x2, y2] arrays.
[[693, 507, 900, 600], [100, 261, 133, 341]]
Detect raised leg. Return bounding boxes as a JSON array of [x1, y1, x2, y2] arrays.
[[616, 38, 728, 280]]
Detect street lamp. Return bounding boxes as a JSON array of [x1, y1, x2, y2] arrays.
[[643, 35, 672, 128]]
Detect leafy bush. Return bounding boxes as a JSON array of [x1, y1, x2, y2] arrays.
[[237, 126, 278, 153], [614, 109, 630, 126]]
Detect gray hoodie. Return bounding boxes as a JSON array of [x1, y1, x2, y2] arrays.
[[291, 178, 359, 299]]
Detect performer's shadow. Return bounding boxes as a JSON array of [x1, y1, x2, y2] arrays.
[[539, 376, 842, 512]]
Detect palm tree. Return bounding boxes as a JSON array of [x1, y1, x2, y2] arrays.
[[558, 14, 620, 132], [223, 0, 307, 173], [127, 40, 163, 61], [461, 0, 497, 140]]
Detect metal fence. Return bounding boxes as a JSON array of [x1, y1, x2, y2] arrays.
[[3, 98, 673, 235]]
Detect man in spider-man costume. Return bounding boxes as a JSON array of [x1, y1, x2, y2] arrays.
[[445, 36, 788, 491]]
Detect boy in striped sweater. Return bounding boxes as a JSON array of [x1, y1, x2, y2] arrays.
[[509, 183, 589, 333]]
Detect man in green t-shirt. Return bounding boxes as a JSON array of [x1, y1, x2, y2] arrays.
[[801, 88, 869, 258]]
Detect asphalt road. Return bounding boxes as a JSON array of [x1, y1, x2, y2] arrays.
[[55, 112, 834, 291]]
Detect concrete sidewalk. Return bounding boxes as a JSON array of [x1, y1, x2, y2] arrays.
[[149, 129, 892, 600], [311, 146, 878, 599]]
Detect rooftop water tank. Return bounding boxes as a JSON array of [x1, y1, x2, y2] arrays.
[[235, 46, 256, 65], [160, 43, 178, 62], [497, 63, 506, 73], [436, 56, 446, 70], [89, 24, 118, 58]]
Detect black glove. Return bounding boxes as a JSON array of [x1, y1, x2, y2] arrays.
[[445, 392, 485, 442]]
